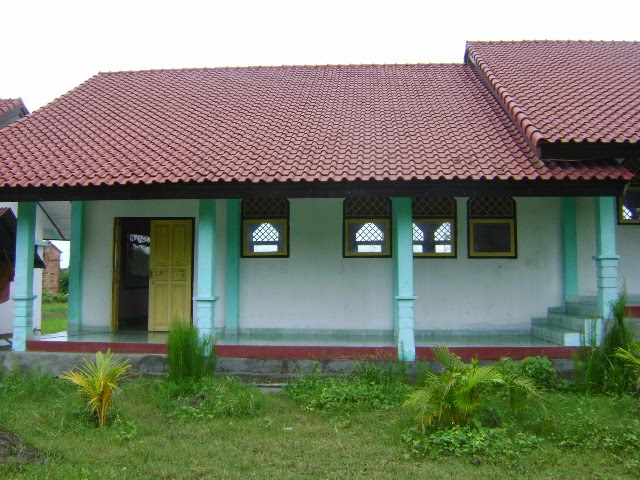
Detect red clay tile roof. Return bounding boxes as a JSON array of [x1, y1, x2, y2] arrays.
[[0, 99, 25, 117], [466, 41, 640, 151], [0, 64, 632, 189]]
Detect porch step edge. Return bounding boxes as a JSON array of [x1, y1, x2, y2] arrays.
[[531, 325, 582, 347], [547, 313, 595, 332]]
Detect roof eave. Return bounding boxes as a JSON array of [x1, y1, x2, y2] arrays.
[[539, 141, 640, 161], [0, 178, 629, 202]]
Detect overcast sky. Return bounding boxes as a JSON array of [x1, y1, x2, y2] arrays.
[[3, 0, 639, 267], [4, 0, 639, 112]]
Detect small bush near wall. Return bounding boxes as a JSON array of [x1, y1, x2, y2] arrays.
[[59, 268, 69, 294], [574, 291, 637, 395], [495, 356, 557, 388]]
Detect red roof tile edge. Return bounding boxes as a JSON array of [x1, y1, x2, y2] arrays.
[[465, 44, 545, 154], [0, 98, 26, 117]]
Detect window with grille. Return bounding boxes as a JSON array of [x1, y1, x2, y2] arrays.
[[412, 196, 456, 257], [619, 158, 640, 224], [468, 197, 516, 258], [343, 197, 391, 257], [242, 198, 289, 257]]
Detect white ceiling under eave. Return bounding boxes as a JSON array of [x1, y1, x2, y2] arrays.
[[38, 201, 71, 240]]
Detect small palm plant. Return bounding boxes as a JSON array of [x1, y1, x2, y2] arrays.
[[615, 343, 640, 393], [60, 349, 131, 427], [404, 346, 546, 430]]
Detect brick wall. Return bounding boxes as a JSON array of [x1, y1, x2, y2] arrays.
[[42, 242, 61, 294]]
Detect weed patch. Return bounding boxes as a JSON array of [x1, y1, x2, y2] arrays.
[[172, 377, 265, 419], [403, 424, 543, 460], [286, 361, 411, 411]]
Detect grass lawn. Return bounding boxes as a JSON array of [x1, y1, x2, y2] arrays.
[[1, 369, 639, 480], [40, 301, 68, 335]]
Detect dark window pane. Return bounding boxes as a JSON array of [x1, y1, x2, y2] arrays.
[[473, 222, 512, 253]]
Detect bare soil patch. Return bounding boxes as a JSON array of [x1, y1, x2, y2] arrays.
[[0, 431, 41, 464]]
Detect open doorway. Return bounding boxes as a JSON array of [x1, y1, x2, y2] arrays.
[[112, 217, 194, 332], [116, 218, 151, 331]]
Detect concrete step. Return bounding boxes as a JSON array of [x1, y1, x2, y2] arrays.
[[565, 301, 598, 317], [547, 313, 594, 332], [531, 324, 582, 347], [547, 306, 565, 315], [531, 317, 551, 327]]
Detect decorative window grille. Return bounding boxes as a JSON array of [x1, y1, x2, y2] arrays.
[[242, 198, 289, 257], [619, 159, 640, 224], [343, 197, 391, 257], [468, 197, 516, 258], [412, 196, 456, 257]]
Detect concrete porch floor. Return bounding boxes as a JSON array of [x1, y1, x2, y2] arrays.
[[25, 328, 574, 360]]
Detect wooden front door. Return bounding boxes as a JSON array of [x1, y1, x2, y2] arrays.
[[148, 219, 193, 331]]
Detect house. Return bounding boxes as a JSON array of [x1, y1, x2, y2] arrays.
[[0, 99, 64, 343], [42, 241, 62, 294], [0, 41, 638, 360]]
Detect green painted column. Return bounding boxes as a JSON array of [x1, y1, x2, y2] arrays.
[[193, 199, 218, 339], [392, 197, 416, 361], [68, 201, 85, 331], [562, 197, 578, 299], [12, 202, 37, 351], [594, 197, 619, 320], [225, 199, 240, 337]]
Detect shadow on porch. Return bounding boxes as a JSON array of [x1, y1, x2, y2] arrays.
[[26, 329, 576, 360]]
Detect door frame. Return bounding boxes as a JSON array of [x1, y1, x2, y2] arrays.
[[111, 216, 195, 332]]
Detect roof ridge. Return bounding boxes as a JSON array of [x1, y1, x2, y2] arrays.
[[466, 43, 545, 154], [95, 63, 471, 76], [467, 39, 640, 45]]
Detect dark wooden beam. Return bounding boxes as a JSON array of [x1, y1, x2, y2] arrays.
[[540, 142, 640, 161], [0, 178, 628, 201]]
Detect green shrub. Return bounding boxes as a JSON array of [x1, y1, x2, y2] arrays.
[[496, 356, 556, 388], [403, 424, 543, 460], [60, 349, 131, 427], [351, 358, 408, 386], [59, 267, 69, 294], [615, 342, 640, 393], [167, 320, 216, 384], [574, 291, 636, 395], [404, 347, 547, 430], [285, 361, 410, 411], [41, 292, 68, 303]]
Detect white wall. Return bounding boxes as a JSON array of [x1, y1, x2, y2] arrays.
[[617, 223, 640, 295], [414, 197, 563, 331], [82, 200, 210, 328], [239, 198, 393, 330]]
